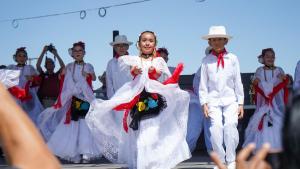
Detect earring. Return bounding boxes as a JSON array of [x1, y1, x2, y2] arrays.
[[153, 48, 157, 57]]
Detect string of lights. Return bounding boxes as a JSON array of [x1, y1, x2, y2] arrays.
[[0, 0, 152, 28]]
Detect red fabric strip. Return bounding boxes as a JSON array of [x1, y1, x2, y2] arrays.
[[86, 73, 93, 89], [8, 86, 31, 101], [148, 68, 159, 80], [122, 109, 129, 133], [163, 63, 183, 85], [258, 113, 267, 131], [64, 108, 72, 124]]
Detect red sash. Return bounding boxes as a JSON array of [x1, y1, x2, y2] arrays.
[[255, 78, 289, 131]]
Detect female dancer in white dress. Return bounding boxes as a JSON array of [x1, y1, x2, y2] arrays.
[[7, 47, 44, 125], [86, 31, 191, 169], [243, 48, 289, 168], [38, 42, 102, 163]]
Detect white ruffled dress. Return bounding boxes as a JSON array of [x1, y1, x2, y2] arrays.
[[243, 66, 286, 151], [86, 56, 191, 169], [38, 62, 102, 162]]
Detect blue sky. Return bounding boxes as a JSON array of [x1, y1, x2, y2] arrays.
[[1, 0, 299, 87]]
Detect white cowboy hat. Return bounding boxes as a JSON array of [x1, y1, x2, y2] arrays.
[[202, 26, 232, 40], [110, 35, 133, 46]]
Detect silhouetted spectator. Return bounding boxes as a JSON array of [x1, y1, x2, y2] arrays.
[[36, 45, 65, 108]]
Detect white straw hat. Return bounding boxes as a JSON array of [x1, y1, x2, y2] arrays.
[[202, 26, 232, 40], [110, 35, 133, 46]]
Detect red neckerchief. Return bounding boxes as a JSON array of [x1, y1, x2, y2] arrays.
[[115, 52, 129, 59], [211, 49, 227, 68]]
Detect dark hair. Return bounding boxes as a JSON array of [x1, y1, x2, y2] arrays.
[[138, 31, 157, 45], [157, 47, 169, 56], [13, 47, 28, 61], [72, 41, 85, 50], [281, 90, 300, 169], [261, 48, 275, 57]]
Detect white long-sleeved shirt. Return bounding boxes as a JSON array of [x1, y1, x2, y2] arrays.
[[293, 60, 300, 90], [199, 52, 244, 106], [106, 57, 132, 99]]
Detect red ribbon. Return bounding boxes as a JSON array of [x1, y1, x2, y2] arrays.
[[86, 74, 93, 89], [8, 86, 31, 102], [64, 108, 72, 124], [8, 75, 41, 102], [258, 113, 267, 131], [163, 63, 183, 85], [269, 78, 289, 105], [130, 69, 138, 80], [255, 78, 289, 131], [254, 85, 272, 106], [211, 49, 227, 69], [114, 94, 140, 132], [148, 68, 159, 80], [113, 63, 184, 132], [254, 78, 289, 106]]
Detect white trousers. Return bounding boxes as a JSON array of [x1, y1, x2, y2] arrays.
[[208, 102, 239, 163]]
